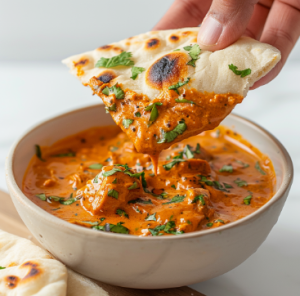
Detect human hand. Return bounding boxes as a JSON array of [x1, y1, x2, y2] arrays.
[[153, 0, 300, 89]]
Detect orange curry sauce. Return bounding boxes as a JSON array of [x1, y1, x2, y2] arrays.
[[23, 126, 276, 236]]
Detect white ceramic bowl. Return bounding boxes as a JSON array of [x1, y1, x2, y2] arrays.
[[6, 104, 293, 289]]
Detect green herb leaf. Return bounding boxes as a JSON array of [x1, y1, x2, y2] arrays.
[[149, 225, 166, 236], [171, 184, 176, 189], [135, 112, 141, 117], [198, 175, 214, 186], [48, 196, 63, 202], [112, 85, 125, 99], [157, 120, 187, 144], [206, 222, 213, 227], [145, 212, 156, 221], [128, 198, 153, 205], [184, 144, 194, 159], [175, 98, 195, 104], [89, 163, 103, 170], [183, 45, 192, 51], [191, 194, 205, 205], [243, 195, 252, 205], [173, 49, 180, 51], [102, 167, 122, 177], [195, 143, 201, 154], [96, 51, 134, 68], [224, 183, 233, 188], [219, 165, 233, 173], [122, 118, 134, 129], [105, 103, 117, 113], [236, 160, 250, 168], [35, 145, 45, 162], [0, 266, 6, 270], [215, 219, 225, 223], [108, 189, 119, 199], [92, 225, 105, 231], [144, 102, 163, 125], [102, 87, 110, 96], [234, 179, 248, 187], [168, 77, 190, 94], [59, 193, 78, 205], [93, 174, 100, 183], [128, 181, 139, 190], [163, 195, 185, 205], [184, 44, 201, 67], [163, 159, 186, 171], [229, 64, 251, 78], [255, 161, 266, 175], [112, 178, 117, 184], [52, 152, 76, 157], [130, 66, 145, 80], [109, 222, 130, 234], [100, 217, 106, 221], [36, 193, 46, 201], [116, 209, 129, 218], [82, 221, 99, 226]]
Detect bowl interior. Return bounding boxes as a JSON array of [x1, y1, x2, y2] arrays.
[[12, 104, 290, 204]]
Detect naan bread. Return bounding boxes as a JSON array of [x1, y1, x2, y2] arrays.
[[62, 28, 280, 155], [0, 230, 108, 296], [0, 229, 67, 295], [63, 27, 280, 97]]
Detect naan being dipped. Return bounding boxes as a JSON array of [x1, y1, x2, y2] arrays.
[[0, 230, 108, 296], [63, 27, 281, 157]]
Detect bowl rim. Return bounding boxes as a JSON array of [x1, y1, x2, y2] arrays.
[[5, 103, 294, 241]]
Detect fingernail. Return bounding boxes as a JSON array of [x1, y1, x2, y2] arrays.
[[198, 16, 223, 45]]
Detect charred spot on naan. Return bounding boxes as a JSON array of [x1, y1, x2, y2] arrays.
[[145, 38, 161, 50], [21, 261, 42, 281], [169, 34, 180, 42], [5, 275, 20, 289], [97, 70, 117, 84], [74, 58, 89, 67], [97, 45, 123, 53], [146, 52, 189, 90]]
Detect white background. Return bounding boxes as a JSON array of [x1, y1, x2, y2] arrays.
[[1, 1, 300, 295]]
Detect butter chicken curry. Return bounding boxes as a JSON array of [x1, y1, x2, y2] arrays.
[[23, 125, 275, 236]]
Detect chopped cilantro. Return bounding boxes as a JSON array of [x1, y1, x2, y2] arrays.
[[175, 98, 195, 104], [82, 221, 99, 226], [195, 143, 201, 154], [144, 102, 163, 125], [206, 222, 213, 227], [255, 161, 266, 175], [92, 225, 105, 231], [116, 209, 129, 218], [89, 163, 103, 170], [108, 189, 119, 199], [184, 44, 201, 67], [93, 173, 100, 183], [191, 194, 205, 205], [95, 51, 134, 68], [168, 77, 190, 94], [163, 159, 186, 171], [102, 87, 109, 96], [234, 179, 248, 187], [224, 183, 233, 188], [236, 160, 250, 168], [135, 111, 141, 117], [128, 198, 153, 204], [145, 212, 157, 221], [48, 196, 63, 202], [128, 181, 139, 190], [229, 64, 251, 78], [163, 195, 185, 205], [60, 193, 78, 205], [112, 178, 117, 184], [0, 266, 6, 269], [171, 184, 176, 189], [243, 195, 252, 205], [173, 49, 180, 51], [219, 165, 233, 173], [102, 167, 122, 177], [52, 152, 76, 157], [35, 193, 46, 201], [215, 219, 225, 223], [157, 120, 187, 144], [184, 144, 194, 159], [102, 85, 124, 99], [122, 118, 134, 129], [130, 66, 145, 80], [35, 145, 45, 162], [105, 103, 117, 113], [109, 222, 129, 234]]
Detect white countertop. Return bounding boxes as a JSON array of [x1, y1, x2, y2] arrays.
[[1, 61, 299, 295]]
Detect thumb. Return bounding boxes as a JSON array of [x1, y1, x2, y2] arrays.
[[197, 0, 258, 51]]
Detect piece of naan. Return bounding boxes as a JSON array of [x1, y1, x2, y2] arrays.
[[63, 27, 280, 156], [0, 230, 108, 296]]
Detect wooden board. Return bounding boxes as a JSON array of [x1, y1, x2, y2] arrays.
[[0, 190, 206, 296]]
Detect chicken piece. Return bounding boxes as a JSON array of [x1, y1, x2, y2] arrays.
[[79, 166, 145, 215]]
